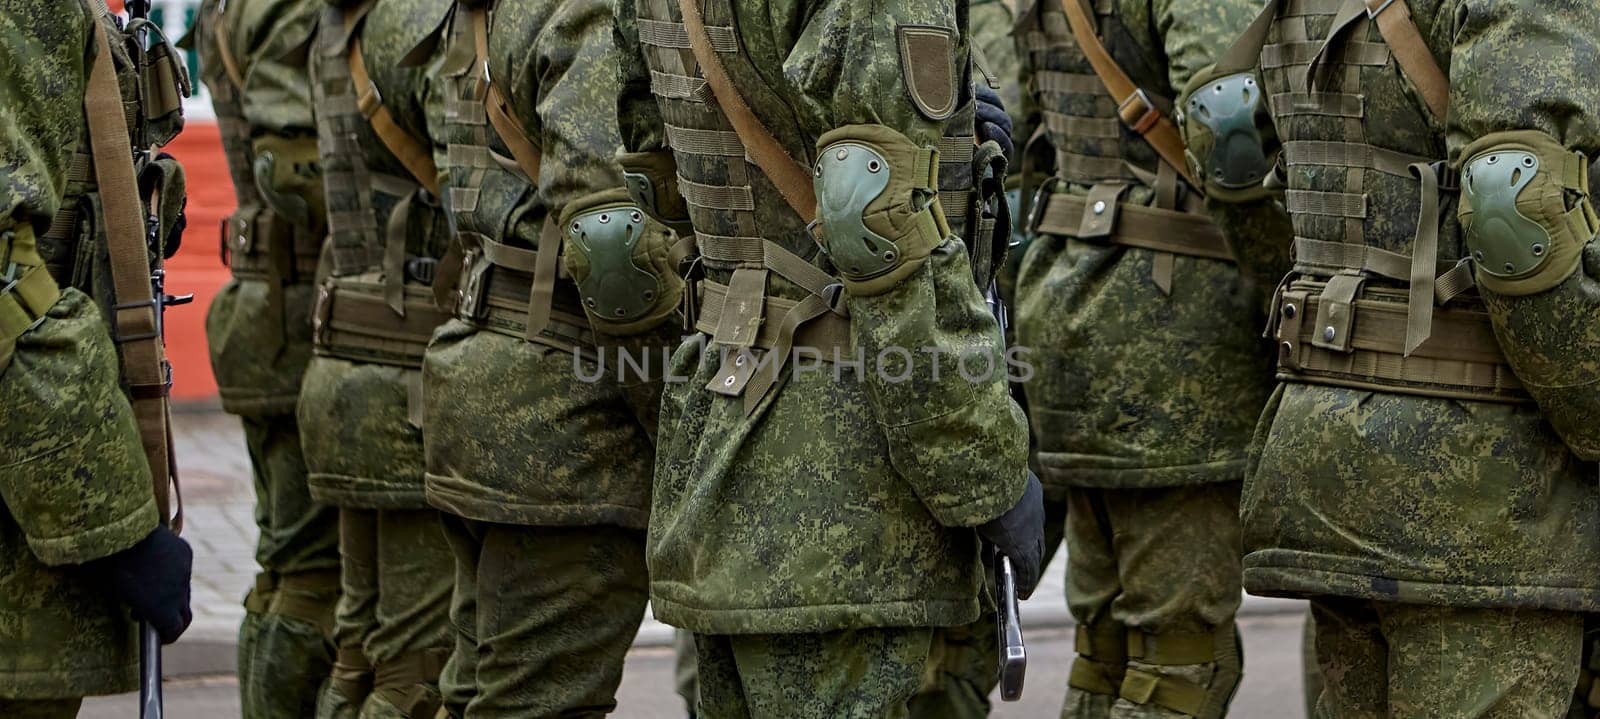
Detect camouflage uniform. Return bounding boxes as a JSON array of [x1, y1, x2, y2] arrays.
[[192, 0, 342, 716], [417, 0, 677, 715], [1221, 0, 1600, 715], [299, 0, 457, 717], [1008, 0, 1286, 716], [617, 0, 1030, 713], [0, 0, 175, 709]]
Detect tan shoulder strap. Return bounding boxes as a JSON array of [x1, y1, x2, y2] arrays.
[[468, 8, 543, 184], [1057, 0, 1199, 188], [210, 6, 245, 91], [676, 0, 817, 221], [346, 12, 441, 196], [1363, 0, 1448, 121], [88, 20, 181, 531]]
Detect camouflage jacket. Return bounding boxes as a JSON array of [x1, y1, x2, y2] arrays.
[[296, 0, 453, 510], [419, 0, 667, 529], [1010, 0, 1281, 491], [619, 0, 1029, 633], [1237, 0, 1600, 611], [196, 0, 326, 417], [0, 0, 163, 698]]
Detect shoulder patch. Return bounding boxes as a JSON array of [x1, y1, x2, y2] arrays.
[[897, 25, 958, 121]]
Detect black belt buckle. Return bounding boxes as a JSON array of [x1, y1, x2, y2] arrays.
[[405, 257, 439, 286], [1025, 176, 1062, 234], [1431, 160, 1460, 192]]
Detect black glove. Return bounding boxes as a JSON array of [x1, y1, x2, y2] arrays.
[[87, 525, 194, 644], [975, 84, 1016, 160], [977, 471, 1046, 599]]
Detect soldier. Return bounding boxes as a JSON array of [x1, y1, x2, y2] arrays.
[[416, 0, 682, 715], [297, 0, 458, 716], [1010, 0, 1292, 715], [1203, 0, 1600, 715], [616, 0, 1045, 715], [0, 0, 194, 716], [190, 0, 342, 716]]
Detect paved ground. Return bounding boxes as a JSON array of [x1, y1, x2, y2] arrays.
[[112, 408, 1311, 715], [82, 613, 1312, 719]]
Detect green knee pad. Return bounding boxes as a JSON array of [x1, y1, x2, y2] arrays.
[[1117, 624, 1243, 719], [1068, 619, 1129, 698]]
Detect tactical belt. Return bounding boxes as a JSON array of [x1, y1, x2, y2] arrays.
[[330, 646, 374, 700], [1274, 279, 1528, 403], [1032, 190, 1234, 262], [221, 207, 320, 282], [693, 279, 851, 359], [458, 258, 595, 354], [313, 272, 451, 368], [372, 647, 449, 718]]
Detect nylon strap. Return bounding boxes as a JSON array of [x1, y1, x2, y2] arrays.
[[1056, 0, 1199, 188], [210, 13, 244, 91], [1126, 630, 1215, 665], [1215, 0, 1281, 75], [468, 7, 543, 184], [0, 263, 62, 371], [520, 220, 562, 342], [373, 648, 450, 689], [676, 0, 817, 220], [87, 18, 178, 531], [1363, 0, 1448, 121], [1121, 668, 1207, 715], [1034, 192, 1234, 262], [348, 34, 441, 196], [1404, 160, 1439, 355]]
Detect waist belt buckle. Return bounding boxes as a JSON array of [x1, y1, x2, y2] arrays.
[[1025, 176, 1063, 234], [1430, 160, 1460, 192], [405, 257, 439, 286]]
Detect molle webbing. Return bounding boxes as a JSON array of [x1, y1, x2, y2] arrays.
[[312, 276, 450, 368], [221, 207, 321, 281], [1055, 0, 1198, 188], [467, 7, 542, 184], [1033, 191, 1234, 262], [1274, 281, 1527, 402], [318, 2, 388, 277]]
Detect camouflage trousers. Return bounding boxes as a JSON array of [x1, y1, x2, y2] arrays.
[[436, 518, 647, 718], [237, 415, 341, 719], [694, 627, 949, 719], [1062, 484, 1244, 719], [1309, 598, 1582, 719], [0, 699, 82, 719], [317, 509, 454, 719], [675, 630, 699, 717]]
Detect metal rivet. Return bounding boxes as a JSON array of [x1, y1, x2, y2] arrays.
[[1093, 200, 1107, 214], [1522, 156, 1536, 167], [615, 307, 627, 316], [598, 214, 611, 224], [883, 250, 897, 263], [1487, 155, 1499, 164], [643, 289, 655, 300], [1323, 326, 1336, 342], [585, 297, 597, 308], [1505, 262, 1516, 273], [735, 355, 746, 367], [723, 375, 736, 387], [571, 222, 581, 233], [867, 160, 881, 173], [1475, 250, 1486, 262], [631, 211, 643, 222], [836, 148, 849, 161], [815, 166, 823, 178], [1282, 303, 1297, 319], [1280, 341, 1294, 355], [1213, 84, 1224, 93], [1533, 244, 1546, 256]]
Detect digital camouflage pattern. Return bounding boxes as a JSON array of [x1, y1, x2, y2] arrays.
[[1011, 0, 1279, 492], [1308, 599, 1581, 719], [621, 0, 1028, 636], [297, 0, 453, 512], [1237, 0, 1600, 612], [0, 0, 162, 699], [436, 520, 647, 718], [192, 1, 342, 716], [421, 0, 659, 531], [694, 628, 944, 718]]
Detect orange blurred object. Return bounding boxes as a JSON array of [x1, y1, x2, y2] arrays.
[[161, 122, 236, 402]]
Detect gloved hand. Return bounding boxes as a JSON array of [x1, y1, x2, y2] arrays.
[[978, 471, 1045, 599], [975, 84, 1016, 160], [87, 525, 194, 644]]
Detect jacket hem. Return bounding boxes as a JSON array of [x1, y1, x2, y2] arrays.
[[1243, 552, 1600, 612], [650, 592, 981, 635], [307, 474, 429, 510], [1036, 455, 1245, 491], [0, 663, 137, 700], [424, 479, 649, 530], [218, 393, 301, 418]]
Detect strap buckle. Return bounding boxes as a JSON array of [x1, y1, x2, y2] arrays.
[[1026, 176, 1063, 234], [1117, 89, 1162, 134], [1430, 160, 1459, 192], [821, 283, 848, 315], [0, 262, 51, 334], [405, 256, 439, 286]]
